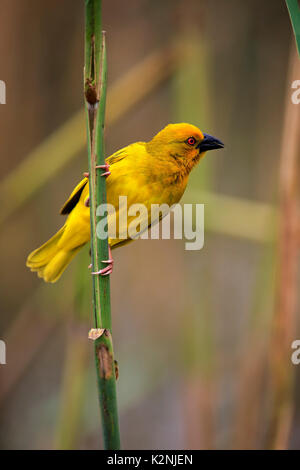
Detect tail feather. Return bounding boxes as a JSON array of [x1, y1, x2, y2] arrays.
[[26, 226, 82, 283], [26, 227, 65, 267]]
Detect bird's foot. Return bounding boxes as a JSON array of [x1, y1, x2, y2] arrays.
[[91, 246, 113, 276], [83, 164, 110, 179], [92, 259, 113, 276], [96, 163, 111, 177]]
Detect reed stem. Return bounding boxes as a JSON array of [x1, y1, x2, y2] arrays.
[[286, 0, 300, 56], [84, 0, 120, 449]]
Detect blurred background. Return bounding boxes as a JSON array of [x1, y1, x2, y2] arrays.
[[0, 0, 299, 450]]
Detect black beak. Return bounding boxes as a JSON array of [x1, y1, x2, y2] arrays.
[[198, 133, 224, 153]]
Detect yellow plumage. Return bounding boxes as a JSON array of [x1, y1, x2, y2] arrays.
[[26, 123, 223, 282]]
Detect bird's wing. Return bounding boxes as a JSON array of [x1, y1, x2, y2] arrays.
[[60, 177, 88, 215], [106, 148, 127, 166], [59, 147, 129, 215], [104, 142, 177, 246]]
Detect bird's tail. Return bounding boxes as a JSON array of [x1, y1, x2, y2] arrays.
[[26, 226, 82, 283]]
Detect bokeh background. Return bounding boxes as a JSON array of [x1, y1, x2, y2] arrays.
[[0, 0, 300, 450]]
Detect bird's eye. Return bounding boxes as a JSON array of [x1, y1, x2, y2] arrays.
[[186, 137, 196, 146]]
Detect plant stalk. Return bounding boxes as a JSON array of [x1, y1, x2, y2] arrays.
[[84, 0, 120, 449], [286, 0, 300, 57]]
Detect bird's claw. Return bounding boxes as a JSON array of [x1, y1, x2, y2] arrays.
[[91, 248, 114, 276], [83, 164, 110, 179], [92, 263, 113, 276], [96, 163, 111, 177]]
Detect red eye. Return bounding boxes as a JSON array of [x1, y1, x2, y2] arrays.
[[187, 137, 196, 146]]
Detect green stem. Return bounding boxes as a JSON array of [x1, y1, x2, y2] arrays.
[[84, 0, 121, 449], [286, 0, 300, 56], [94, 330, 121, 448]]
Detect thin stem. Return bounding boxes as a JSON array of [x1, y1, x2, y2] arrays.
[[268, 46, 300, 449], [84, 0, 120, 449], [286, 0, 300, 56]]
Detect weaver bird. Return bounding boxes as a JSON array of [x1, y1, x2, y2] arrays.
[[26, 123, 224, 282]]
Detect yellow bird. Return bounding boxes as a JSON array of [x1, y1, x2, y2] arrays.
[[26, 123, 224, 282]]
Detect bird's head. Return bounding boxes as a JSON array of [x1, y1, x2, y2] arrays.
[[147, 123, 224, 170]]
